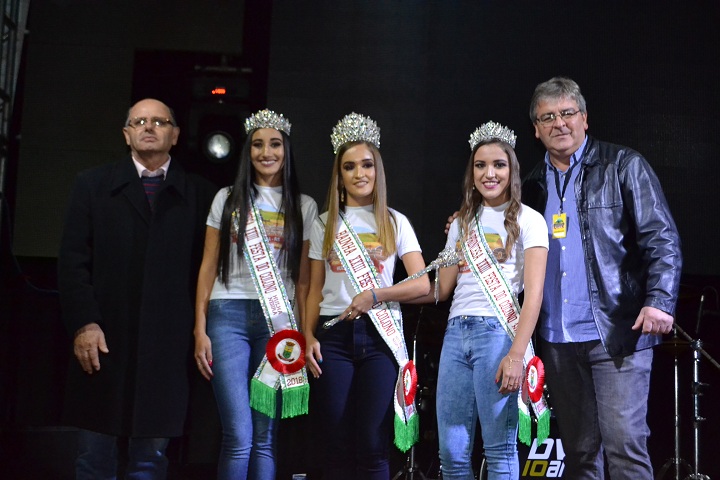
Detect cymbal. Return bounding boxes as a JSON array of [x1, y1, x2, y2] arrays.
[[658, 337, 691, 354]]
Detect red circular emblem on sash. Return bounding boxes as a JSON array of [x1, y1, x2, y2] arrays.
[[525, 356, 545, 403], [266, 330, 306, 374], [401, 361, 418, 406]]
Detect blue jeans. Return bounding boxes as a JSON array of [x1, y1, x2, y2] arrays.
[[436, 315, 518, 480], [311, 315, 397, 480], [75, 429, 169, 480], [207, 299, 278, 480], [539, 338, 653, 479]]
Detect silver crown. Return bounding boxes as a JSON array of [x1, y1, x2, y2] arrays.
[[330, 112, 381, 154], [468, 120, 516, 150], [244, 109, 292, 135]]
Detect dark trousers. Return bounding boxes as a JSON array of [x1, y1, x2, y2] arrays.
[[75, 429, 169, 480], [311, 315, 398, 480], [539, 338, 653, 480]]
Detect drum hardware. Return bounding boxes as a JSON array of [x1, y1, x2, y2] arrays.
[[657, 288, 718, 480], [656, 326, 694, 480]]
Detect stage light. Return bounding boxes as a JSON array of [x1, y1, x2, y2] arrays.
[[182, 55, 251, 184], [203, 131, 234, 162]]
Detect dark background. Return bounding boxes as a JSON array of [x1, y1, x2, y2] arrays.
[[2, 1, 720, 478]]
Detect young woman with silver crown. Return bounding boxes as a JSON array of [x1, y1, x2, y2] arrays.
[[194, 109, 318, 480], [303, 113, 430, 480], [423, 121, 549, 479]]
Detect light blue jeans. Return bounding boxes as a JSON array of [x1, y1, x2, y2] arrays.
[[207, 299, 278, 480], [436, 315, 519, 480], [539, 338, 653, 479], [75, 429, 169, 480]]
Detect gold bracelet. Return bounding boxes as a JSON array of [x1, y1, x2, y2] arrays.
[[507, 356, 522, 365]]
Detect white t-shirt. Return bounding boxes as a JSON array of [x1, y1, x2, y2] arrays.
[[447, 202, 548, 318], [207, 185, 318, 300], [309, 205, 422, 316]]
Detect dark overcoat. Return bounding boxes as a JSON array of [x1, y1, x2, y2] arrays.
[[58, 157, 217, 436]]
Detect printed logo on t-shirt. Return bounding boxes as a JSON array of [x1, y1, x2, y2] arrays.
[[329, 231, 386, 273], [231, 202, 285, 250], [259, 210, 285, 249], [458, 227, 505, 274]]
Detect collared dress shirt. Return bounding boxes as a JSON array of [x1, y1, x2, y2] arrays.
[[538, 136, 599, 343]]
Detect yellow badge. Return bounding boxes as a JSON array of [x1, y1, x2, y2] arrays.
[[552, 213, 567, 239]]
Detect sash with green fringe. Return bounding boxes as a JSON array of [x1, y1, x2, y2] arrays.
[[332, 212, 419, 452], [461, 214, 550, 446], [240, 198, 309, 419]]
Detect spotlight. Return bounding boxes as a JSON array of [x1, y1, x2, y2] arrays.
[[203, 131, 235, 163]]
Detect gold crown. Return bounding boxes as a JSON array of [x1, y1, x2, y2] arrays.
[[468, 120, 516, 150], [244, 109, 292, 135], [330, 112, 381, 154]]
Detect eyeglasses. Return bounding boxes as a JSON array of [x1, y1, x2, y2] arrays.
[[126, 117, 175, 128], [535, 109, 582, 126]]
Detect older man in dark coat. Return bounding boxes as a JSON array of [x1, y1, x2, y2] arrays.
[[58, 98, 217, 479]]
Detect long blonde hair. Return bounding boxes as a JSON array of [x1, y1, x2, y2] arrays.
[[321, 141, 396, 258], [458, 140, 522, 260]]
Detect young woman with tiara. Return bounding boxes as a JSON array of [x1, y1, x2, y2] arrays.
[[303, 113, 430, 480], [421, 121, 549, 479], [194, 109, 318, 480]]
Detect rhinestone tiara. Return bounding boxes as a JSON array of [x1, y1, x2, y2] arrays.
[[468, 120, 516, 150], [330, 112, 381, 154], [244, 109, 292, 135]]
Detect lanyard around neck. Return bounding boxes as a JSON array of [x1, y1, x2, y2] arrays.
[[551, 156, 579, 213]]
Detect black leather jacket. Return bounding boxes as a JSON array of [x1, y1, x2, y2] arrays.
[[522, 136, 682, 356]]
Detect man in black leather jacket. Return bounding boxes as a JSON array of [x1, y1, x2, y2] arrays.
[[521, 77, 682, 479]]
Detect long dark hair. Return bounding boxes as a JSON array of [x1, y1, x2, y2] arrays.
[[217, 129, 303, 285]]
